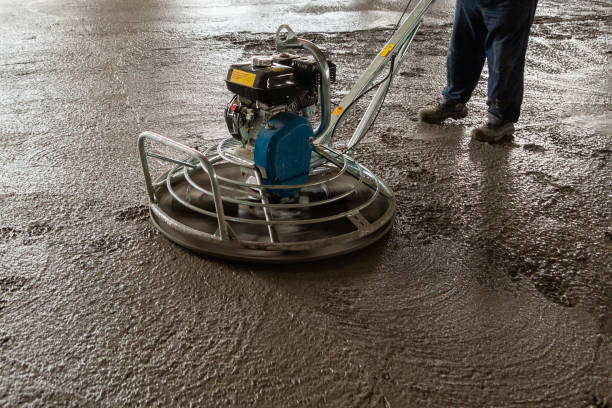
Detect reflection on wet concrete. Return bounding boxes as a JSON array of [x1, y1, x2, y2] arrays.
[[1, 0, 611, 406]]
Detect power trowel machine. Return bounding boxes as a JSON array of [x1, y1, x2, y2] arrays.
[[138, 0, 436, 262]]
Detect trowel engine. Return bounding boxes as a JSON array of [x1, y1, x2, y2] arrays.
[[224, 54, 336, 195], [138, 1, 437, 261]]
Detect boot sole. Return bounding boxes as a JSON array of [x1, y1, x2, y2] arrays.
[[419, 109, 468, 124]]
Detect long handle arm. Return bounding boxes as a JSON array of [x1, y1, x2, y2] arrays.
[[317, 0, 437, 147]]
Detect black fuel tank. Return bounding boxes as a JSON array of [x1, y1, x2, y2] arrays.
[[225, 62, 297, 106]]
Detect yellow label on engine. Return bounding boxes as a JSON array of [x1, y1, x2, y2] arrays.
[[333, 106, 345, 116], [229, 69, 257, 87], [379, 43, 395, 57]]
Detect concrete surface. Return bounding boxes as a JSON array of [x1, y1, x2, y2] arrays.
[[1, 0, 611, 406]]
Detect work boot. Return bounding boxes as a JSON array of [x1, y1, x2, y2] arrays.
[[419, 99, 468, 124], [471, 114, 515, 143]]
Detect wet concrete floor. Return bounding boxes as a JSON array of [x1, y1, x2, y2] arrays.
[[1, 0, 611, 406]]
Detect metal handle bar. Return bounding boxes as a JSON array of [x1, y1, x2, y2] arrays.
[[275, 24, 332, 139], [137, 131, 230, 241]]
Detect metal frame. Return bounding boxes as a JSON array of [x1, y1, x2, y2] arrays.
[[138, 131, 396, 261]]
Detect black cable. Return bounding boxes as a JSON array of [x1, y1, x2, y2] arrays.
[[329, 0, 413, 143], [328, 54, 396, 142], [393, 0, 414, 38]]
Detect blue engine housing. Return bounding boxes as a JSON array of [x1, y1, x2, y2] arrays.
[[254, 112, 314, 197]]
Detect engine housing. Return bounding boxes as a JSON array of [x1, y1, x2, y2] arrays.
[[254, 112, 314, 197]]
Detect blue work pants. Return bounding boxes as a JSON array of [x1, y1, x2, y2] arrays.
[[442, 0, 538, 123]]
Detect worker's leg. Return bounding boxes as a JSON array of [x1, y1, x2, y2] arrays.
[[482, 0, 538, 123], [442, 0, 487, 104]]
